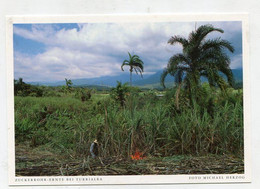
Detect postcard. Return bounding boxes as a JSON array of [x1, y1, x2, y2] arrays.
[[6, 14, 250, 185]]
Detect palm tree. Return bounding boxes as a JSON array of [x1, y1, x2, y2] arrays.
[[161, 24, 234, 105], [121, 52, 144, 86]]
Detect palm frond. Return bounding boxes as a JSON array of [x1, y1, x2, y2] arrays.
[[128, 52, 132, 59], [132, 61, 144, 71], [168, 36, 188, 48], [175, 69, 184, 84], [201, 38, 235, 53], [133, 67, 143, 78], [121, 60, 130, 71], [190, 24, 224, 44], [168, 54, 189, 67], [122, 52, 144, 83], [216, 61, 234, 87], [160, 69, 169, 88]]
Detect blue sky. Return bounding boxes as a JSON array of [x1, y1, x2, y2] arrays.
[[13, 21, 242, 82]]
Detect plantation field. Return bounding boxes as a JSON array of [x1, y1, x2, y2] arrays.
[[12, 21, 246, 177], [15, 85, 244, 176], [16, 142, 243, 176]]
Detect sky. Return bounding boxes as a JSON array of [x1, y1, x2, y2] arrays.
[[13, 21, 243, 82]]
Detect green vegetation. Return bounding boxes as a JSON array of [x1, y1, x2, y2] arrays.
[[15, 24, 244, 175], [62, 78, 73, 94], [161, 24, 235, 108], [14, 78, 43, 97], [110, 81, 130, 107], [15, 83, 243, 158], [121, 52, 144, 86]]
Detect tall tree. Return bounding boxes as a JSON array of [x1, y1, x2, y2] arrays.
[[121, 52, 144, 86], [161, 24, 234, 105]]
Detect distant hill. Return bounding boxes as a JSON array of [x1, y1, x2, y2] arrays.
[[29, 72, 145, 87], [133, 68, 243, 87], [29, 68, 243, 89], [133, 70, 174, 86], [231, 68, 243, 82]]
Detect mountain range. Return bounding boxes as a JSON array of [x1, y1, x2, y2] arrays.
[[29, 68, 243, 89]]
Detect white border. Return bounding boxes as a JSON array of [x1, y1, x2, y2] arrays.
[[6, 14, 250, 186]]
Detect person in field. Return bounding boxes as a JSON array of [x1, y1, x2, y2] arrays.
[[90, 139, 99, 158]]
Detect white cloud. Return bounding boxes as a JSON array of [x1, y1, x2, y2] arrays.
[[14, 48, 122, 82], [230, 54, 243, 69], [14, 21, 242, 82]]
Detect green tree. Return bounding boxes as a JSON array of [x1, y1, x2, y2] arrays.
[[75, 88, 92, 102], [14, 78, 26, 95], [14, 78, 43, 97], [62, 78, 73, 93], [121, 52, 144, 86], [161, 24, 234, 105], [110, 81, 130, 107], [65, 78, 72, 88]]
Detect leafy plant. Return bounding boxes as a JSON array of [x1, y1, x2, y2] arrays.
[[62, 78, 73, 94], [161, 24, 235, 106], [14, 78, 43, 97], [110, 81, 130, 107], [121, 52, 144, 86], [75, 88, 92, 102]]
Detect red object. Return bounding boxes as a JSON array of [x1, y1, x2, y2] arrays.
[[131, 150, 145, 160]]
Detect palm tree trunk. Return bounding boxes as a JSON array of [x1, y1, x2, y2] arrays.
[[188, 82, 193, 106], [175, 83, 182, 110], [130, 71, 132, 86]]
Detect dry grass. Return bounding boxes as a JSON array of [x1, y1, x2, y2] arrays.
[[16, 143, 243, 176]]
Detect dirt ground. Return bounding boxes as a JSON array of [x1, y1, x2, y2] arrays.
[[15, 143, 244, 176]]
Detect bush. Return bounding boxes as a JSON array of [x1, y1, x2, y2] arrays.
[[110, 81, 130, 107], [14, 78, 43, 97], [75, 88, 92, 102]]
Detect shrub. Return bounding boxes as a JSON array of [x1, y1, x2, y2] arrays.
[[75, 88, 92, 102], [110, 81, 130, 107]]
